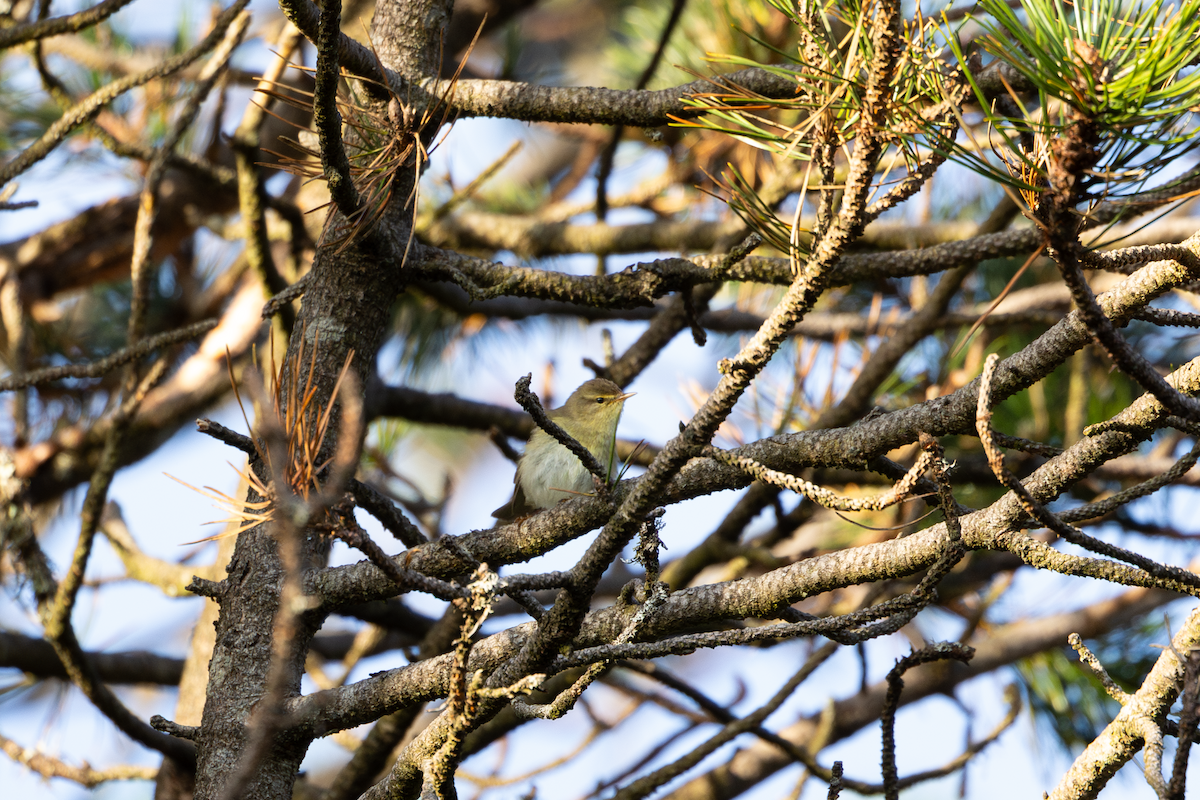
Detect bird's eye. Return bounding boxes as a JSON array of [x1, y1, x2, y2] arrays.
[[595, 397, 604, 404]]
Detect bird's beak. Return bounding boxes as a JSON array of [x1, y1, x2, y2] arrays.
[[617, 392, 636, 402]]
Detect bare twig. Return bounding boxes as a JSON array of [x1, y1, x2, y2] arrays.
[[0, 319, 217, 392], [976, 353, 1200, 594], [703, 444, 933, 513], [0, 0, 137, 49], [1068, 633, 1131, 704], [513, 373, 609, 484], [0, 731, 156, 788], [881, 643, 975, 800], [0, 0, 251, 185]]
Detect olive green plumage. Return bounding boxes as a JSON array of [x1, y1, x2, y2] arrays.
[[492, 378, 633, 520]]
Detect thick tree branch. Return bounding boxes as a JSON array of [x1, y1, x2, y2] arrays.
[[663, 583, 1181, 800], [0, 631, 185, 685], [1050, 605, 1200, 800]]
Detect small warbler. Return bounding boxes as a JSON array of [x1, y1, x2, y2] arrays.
[[492, 378, 634, 520]]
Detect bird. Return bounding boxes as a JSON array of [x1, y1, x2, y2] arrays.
[[492, 378, 634, 520]]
